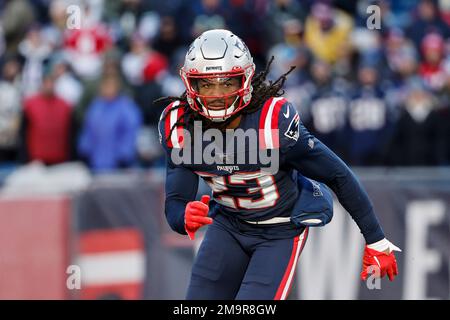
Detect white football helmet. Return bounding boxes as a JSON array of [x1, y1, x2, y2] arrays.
[[180, 29, 255, 122]]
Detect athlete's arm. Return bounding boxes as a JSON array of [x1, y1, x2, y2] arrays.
[[159, 104, 203, 235], [284, 120, 385, 244], [164, 159, 199, 235], [281, 104, 399, 281]]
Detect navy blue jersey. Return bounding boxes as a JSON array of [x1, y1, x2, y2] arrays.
[[302, 80, 350, 158], [159, 97, 300, 221], [346, 86, 393, 165], [159, 97, 385, 244]]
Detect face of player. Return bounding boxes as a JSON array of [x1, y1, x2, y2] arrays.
[[196, 77, 241, 110]]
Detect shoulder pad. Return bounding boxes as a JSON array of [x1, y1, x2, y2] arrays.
[[158, 101, 186, 150], [258, 97, 300, 151]]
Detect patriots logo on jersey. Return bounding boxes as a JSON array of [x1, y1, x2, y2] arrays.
[[284, 113, 300, 141], [216, 165, 240, 173]]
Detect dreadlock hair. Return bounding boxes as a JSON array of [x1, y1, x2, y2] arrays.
[[154, 56, 296, 144]]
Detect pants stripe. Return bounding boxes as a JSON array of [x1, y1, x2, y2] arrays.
[[274, 227, 309, 300]]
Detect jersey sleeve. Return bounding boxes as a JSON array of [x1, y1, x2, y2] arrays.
[[164, 159, 199, 235], [284, 120, 386, 244], [158, 100, 185, 154], [278, 100, 301, 153], [159, 101, 197, 235], [258, 97, 300, 154]]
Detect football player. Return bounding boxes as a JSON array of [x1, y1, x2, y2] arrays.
[[157, 29, 400, 300]]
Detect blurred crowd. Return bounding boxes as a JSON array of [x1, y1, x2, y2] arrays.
[[0, 0, 449, 173]]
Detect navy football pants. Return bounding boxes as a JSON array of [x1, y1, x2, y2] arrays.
[[186, 217, 309, 300]]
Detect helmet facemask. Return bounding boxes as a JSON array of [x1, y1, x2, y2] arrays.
[[181, 66, 254, 122]]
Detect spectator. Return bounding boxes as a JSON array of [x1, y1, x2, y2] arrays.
[[191, 0, 228, 38], [381, 29, 418, 116], [159, 47, 186, 99], [152, 15, 184, 59], [74, 48, 127, 132], [268, 19, 311, 87], [51, 54, 83, 107], [407, 0, 450, 49], [376, 0, 414, 30], [0, 0, 448, 169], [0, 57, 22, 163], [301, 59, 350, 158], [78, 75, 142, 172], [418, 32, 447, 92], [18, 25, 52, 97], [21, 73, 72, 165], [103, 0, 159, 43], [63, 16, 112, 80], [40, 0, 72, 51], [440, 0, 450, 25], [263, 0, 307, 49], [121, 33, 151, 86], [347, 61, 393, 166], [384, 28, 418, 78], [131, 43, 167, 127], [1, 0, 35, 55], [142, 49, 168, 84], [387, 79, 440, 166], [304, 1, 353, 64], [226, 0, 268, 67]]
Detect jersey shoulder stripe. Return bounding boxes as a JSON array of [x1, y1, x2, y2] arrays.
[[162, 101, 185, 149], [258, 97, 287, 149]]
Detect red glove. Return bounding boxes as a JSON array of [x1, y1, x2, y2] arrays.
[[185, 195, 213, 240], [360, 246, 399, 282]]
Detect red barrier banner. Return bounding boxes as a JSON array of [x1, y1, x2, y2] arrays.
[[0, 196, 70, 299]]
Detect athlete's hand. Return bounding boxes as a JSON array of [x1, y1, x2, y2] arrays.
[[185, 195, 213, 240], [360, 238, 401, 282]]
